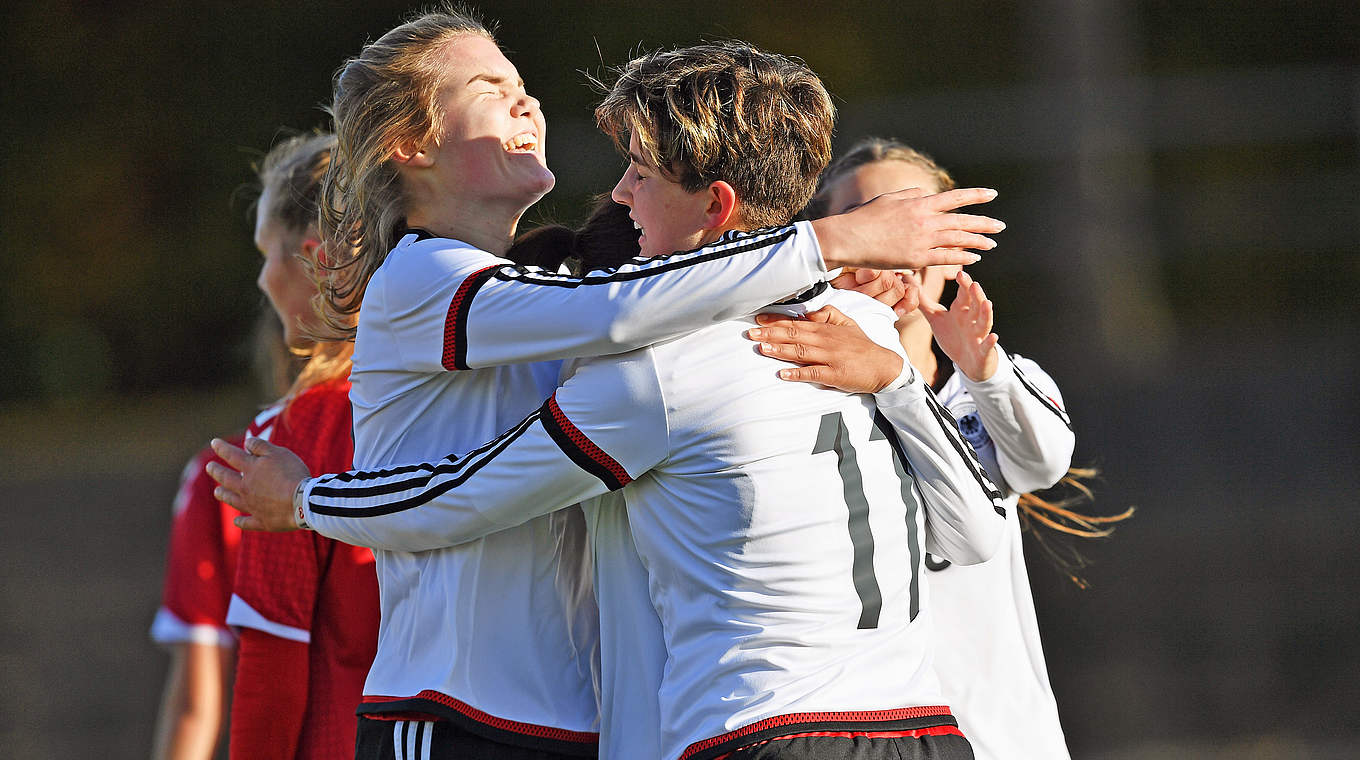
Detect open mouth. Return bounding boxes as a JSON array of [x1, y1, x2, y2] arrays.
[[503, 132, 538, 154]]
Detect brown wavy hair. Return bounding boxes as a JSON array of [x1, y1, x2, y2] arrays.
[[1017, 469, 1135, 589], [507, 196, 640, 273], [595, 40, 836, 229], [317, 5, 496, 340]]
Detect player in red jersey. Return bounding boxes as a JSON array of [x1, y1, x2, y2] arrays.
[[151, 436, 244, 760], [151, 273, 308, 760], [222, 131, 379, 760]]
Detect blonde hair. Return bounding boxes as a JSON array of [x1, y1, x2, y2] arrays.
[[808, 136, 956, 218], [318, 6, 496, 339], [595, 41, 836, 229], [254, 131, 354, 403], [1017, 469, 1136, 589]]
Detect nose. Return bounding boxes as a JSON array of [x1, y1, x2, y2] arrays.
[[256, 262, 269, 295], [511, 92, 540, 118], [610, 171, 631, 206]]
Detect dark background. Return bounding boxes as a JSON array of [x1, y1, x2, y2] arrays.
[[1, 1, 1357, 757]]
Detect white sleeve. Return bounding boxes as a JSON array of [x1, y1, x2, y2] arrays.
[[873, 377, 1008, 566], [451, 223, 825, 368], [958, 349, 1075, 495], [299, 351, 670, 552]]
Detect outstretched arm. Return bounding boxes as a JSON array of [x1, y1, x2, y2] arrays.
[[812, 187, 1003, 271], [209, 353, 669, 552], [389, 190, 1001, 373]]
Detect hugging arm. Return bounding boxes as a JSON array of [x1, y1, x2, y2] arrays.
[[213, 353, 669, 552]]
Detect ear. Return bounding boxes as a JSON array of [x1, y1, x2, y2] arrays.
[[701, 181, 740, 231], [392, 138, 435, 168], [300, 234, 330, 268]]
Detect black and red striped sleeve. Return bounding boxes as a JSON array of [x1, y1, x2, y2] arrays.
[[441, 223, 825, 370], [300, 351, 670, 552], [957, 350, 1075, 495]]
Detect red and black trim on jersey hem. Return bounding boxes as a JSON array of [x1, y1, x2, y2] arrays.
[[1008, 352, 1072, 431], [442, 265, 499, 371], [679, 706, 958, 760], [360, 691, 598, 756], [540, 394, 632, 490]]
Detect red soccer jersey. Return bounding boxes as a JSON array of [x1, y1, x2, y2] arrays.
[[227, 377, 380, 760], [153, 438, 245, 646]]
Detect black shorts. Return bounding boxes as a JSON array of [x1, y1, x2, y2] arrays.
[[354, 716, 597, 760], [685, 709, 972, 760], [724, 730, 973, 760]]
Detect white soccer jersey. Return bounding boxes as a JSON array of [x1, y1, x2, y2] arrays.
[[302, 287, 1007, 759], [339, 223, 830, 753], [923, 350, 1075, 760], [581, 493, 666, 760]]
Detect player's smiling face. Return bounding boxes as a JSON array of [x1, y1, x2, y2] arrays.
[[824, 160, 961, 308], [421, 35, 554, 207], [254, 188, 317, 349], [610, 133, 712, 258]]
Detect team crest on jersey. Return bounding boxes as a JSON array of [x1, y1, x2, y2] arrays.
[[957, 412, 989, 449]]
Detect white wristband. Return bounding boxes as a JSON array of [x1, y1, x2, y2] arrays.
[[880, 356, 916, 392], [292, 479, 313, 531]]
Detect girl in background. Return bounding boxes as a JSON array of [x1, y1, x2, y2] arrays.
[[758, 137, 1130, 760], [150, 221, 306, 760], [151, 431, 246, 760], [222, 131, 379, 760]]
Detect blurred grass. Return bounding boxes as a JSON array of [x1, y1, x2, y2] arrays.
[[0, 385, 262, 480]]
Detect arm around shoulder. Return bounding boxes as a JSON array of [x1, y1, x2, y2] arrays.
[[458, 224, 827, 367]]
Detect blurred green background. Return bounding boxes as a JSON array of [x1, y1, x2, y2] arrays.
[[1, 1, 1356, 757]]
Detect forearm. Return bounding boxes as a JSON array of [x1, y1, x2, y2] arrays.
[[457, 224, 824, 367], [874, 379, 1007, 565], [961, 349, 1074, 493], [301, 412, 610, 552], [305, 361, 666, 550], [152, 643, 231, 760]]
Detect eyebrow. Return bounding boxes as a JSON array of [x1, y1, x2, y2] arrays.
[[628, 150, 653, 169], [467, 72, 523, 88]]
